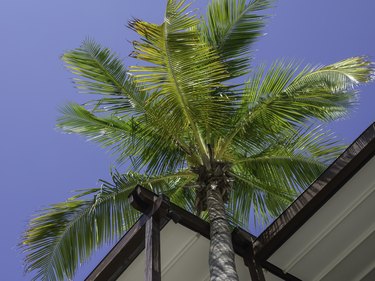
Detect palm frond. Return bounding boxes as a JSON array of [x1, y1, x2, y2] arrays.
[[218, 57, 374, 157], [201, 0, 273, 78], [22, 187, 136, 281], [226, 181, 255, 228], [57, 103, 133, 148], [62, 40, 199, 169], [230, 171, 295, 222], [129, 0, 231, 163], [234, 125, 345, 164], [62, 39, 149, 115], [286, 56, 375, 93], [57, 103, 191, 174], [227, 125, 345, 223], [22, 170, 195, 281]]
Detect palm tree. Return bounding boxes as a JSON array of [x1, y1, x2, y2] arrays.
[[22, 0, 373, 280]]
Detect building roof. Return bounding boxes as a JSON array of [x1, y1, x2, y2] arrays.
[[86, 123, 375, 281], [254, 122, 375, 280]]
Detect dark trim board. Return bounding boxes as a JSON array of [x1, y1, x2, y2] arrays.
[[261, 262, 302, 281], [85, 215, 149, 281], [232, 228, 266, 281], [254, 122, 375, 261], [130, 185, 211, 239], [145, 216, 161, 281]]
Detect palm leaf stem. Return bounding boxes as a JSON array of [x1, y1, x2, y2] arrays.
[[163, 19, 210, 166], [233, 155, 326, 167]]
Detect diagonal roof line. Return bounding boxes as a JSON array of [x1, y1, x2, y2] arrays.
[[254, 122, 375, 261]]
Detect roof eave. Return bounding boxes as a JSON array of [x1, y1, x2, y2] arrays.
[[254, 122, 375, 261]]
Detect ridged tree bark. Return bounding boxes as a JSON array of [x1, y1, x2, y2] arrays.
[[207, 183, 239, 281]]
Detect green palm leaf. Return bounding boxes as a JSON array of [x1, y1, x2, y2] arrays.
[[62, 40, 148, 115], [62, 40, 194, 155], [201, 0, 273, 78], [129, 0, 231, 164], [228, 125, 345, 223], [57, 103, 190, 174], [218, 57, 374, 158], [22, 170, 195, 281]]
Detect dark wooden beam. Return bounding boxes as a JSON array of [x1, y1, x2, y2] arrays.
[[261, 261, 302, 281], [145, 216, 161, 281], [244, 247, 266, 281], [130, 185, 211, 239], [129, 185, 161, 213], [85, 215, 148, 281], [168, 203, 210, 239], [232, 228, 265, 281], [130, 188, 167, 281]]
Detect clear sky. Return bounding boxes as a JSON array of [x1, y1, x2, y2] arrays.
[[1, 0, 374, 280]]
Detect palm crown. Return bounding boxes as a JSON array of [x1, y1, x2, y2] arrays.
[[22, 0, 374, 280]]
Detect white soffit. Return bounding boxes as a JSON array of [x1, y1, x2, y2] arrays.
[[268, 156, 375, 281], [116, 222, 260, 281]]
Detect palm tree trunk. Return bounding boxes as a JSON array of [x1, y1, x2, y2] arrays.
[[207, 184, 239, 281]]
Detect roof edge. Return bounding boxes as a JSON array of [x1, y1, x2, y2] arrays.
[[254, 122, 375, 261]]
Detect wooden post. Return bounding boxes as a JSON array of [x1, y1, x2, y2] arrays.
[[243, 250, 266, 281], [232, 228, 266, 281], [244, 239, 266, 281], [145, 216, 161, 281]]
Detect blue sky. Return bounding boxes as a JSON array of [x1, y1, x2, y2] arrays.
[[1, 0, 374, 280]]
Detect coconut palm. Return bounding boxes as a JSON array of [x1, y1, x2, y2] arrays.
[[22, 0, 373, 280]]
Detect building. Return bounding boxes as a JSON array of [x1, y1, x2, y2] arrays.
[[86, 123, 375, 281]]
